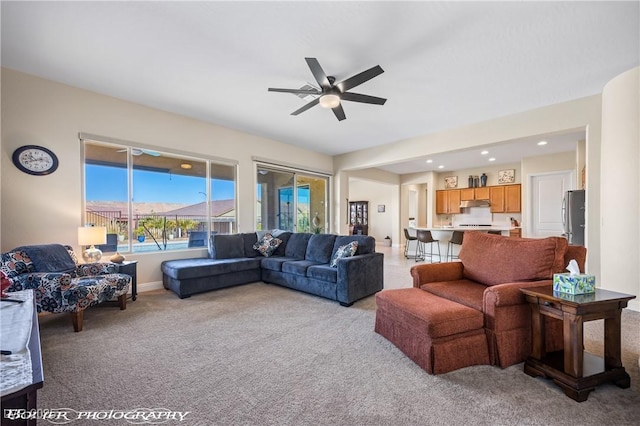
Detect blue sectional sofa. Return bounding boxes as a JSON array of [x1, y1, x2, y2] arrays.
[[161, 231, 383, 306]]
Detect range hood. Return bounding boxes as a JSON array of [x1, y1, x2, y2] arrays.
[[460, 200, 491, 208]]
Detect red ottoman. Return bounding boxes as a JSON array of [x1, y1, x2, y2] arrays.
[[375, 288, 490, 374]]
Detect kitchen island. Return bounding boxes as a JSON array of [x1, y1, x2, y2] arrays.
[[405, 226, 520, 261]]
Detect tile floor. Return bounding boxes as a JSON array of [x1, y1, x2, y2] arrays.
[[376, 243, 451, 290]]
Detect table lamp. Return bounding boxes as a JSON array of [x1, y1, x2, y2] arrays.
[[78, 226, 107, 262]]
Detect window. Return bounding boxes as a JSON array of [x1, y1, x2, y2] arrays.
[[83, 137, 237, 253], [256, 165, 328, 233]]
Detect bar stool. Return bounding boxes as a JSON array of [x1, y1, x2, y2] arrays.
[[416, 230, 441, 263], [403, 228, 418, 259], [447, 230, 464, 261]]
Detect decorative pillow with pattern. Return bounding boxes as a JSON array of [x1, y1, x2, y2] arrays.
[[252, 233, 283, 257], [0, 250, 33, 278], [330, 241, 358, 267]]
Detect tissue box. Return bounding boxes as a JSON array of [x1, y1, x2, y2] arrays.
[[553, 273, 596, 295]]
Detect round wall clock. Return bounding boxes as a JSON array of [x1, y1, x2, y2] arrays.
[[12, 145, 59, 176]]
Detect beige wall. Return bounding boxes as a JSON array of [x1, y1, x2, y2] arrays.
[[1, 69, 332, 289], [435, 162, 522, 190], [348, 178, 398, 244], [600, 66, 639, 311]]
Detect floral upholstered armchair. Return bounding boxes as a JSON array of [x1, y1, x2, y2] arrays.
[[0, 244, 131, 332]]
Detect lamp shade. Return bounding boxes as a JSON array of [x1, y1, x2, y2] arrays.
[[78, 226, 107, 246]]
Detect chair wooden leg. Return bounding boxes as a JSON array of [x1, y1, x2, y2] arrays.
[[118, 294, 127, 310], [71, 311, 83, 332]]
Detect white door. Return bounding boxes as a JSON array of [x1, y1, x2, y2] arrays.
[[530, 171, 574, 238]]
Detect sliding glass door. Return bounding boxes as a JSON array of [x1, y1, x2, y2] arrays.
[[256, 166, 328, 233]]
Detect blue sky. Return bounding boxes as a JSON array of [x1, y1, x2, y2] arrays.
[[86, 164, 235, 204]]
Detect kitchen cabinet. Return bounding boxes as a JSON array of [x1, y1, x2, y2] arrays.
[[460, 187, 490, 201], [349, 201, 368, 235], [489, 186, 505, 213], [509, 228, 522, 238], [436, 190, 461, 214], [460, 188, 474, 201], [474, 187, 490, 200], [505, 184, 521, 213], [489, 184, 521, 213]]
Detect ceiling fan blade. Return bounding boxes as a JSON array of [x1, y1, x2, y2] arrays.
[[332, 104, 346, 121], [291, 98, 320, 116], [340, 92, 387, 105], [305, 58, 331, 89], [268, 88, 321, 95], [336, 65, 384, 92], [142, 149, 161, 157]]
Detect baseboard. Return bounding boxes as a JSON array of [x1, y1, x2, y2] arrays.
[[136, 281, 164, 294], [627, 299, 639, 312]]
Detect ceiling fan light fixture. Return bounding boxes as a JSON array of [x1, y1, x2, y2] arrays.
[[319, 94, 340, 109]]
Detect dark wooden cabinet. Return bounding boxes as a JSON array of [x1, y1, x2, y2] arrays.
[[349, 201, 368, 235], [117, 260, 138, 301]]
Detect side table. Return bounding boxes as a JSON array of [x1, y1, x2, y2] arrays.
[[520, 286, 635, 402], [116, 260, 138, 301], [1, 291, 44, 426]]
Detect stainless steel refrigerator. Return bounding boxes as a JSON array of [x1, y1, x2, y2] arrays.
[[562, 189, 585, 245]]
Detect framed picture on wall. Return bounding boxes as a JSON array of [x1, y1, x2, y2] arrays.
[[444, 176, 458, 188], [498, 169, 515, 184]]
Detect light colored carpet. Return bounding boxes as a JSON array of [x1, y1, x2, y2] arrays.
[[36, 247, 640, 425]]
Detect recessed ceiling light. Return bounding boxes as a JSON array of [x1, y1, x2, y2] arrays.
[[488, 157, 496, 162], [438, 165, 444, 169], [538, 140, 548, 146], [180, 163, 192, 169], [426, 159, 433, 163], [481, 150, 489, 155]]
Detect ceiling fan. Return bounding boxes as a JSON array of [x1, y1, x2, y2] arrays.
[[117, 148, 161, 157], [268, 58, 386, 121]]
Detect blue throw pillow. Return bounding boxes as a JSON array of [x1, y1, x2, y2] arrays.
[[330, 241, 358, 267]]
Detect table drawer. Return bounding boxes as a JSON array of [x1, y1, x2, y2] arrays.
[[537, 299, 563, 317]]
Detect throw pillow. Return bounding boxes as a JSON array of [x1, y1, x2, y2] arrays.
[[253, 233, 282, 257], [0, 250, 32, 278], [330, 241, 358, 267]]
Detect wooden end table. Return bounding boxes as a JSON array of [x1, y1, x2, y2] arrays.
[[520, 286, 635, 402]]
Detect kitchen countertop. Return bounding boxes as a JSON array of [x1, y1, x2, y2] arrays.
[[412, 226, 519, 232]]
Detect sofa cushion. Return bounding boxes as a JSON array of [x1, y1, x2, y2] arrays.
[[284, 233, 312, 259], [419, 280, 486, 311], [161, 258, 261, 280], [260, 256, 297, 272], [14, 244, 76, 273], [282, 260, 321, 277], [270, 230, 292, 257], [330, 241, 358, 267], [305, 234, 337, 263], [332, 235, 375, 257], [241, 233, 259, 258], [208, 234, 246, 259], [253, 233, 283, 257], [307, 264, 338, 283], [458, 233, 568, 286], [1, 250, 33, 278]]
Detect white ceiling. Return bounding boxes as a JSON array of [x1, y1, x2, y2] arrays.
[[2, 1, 638, 174]]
